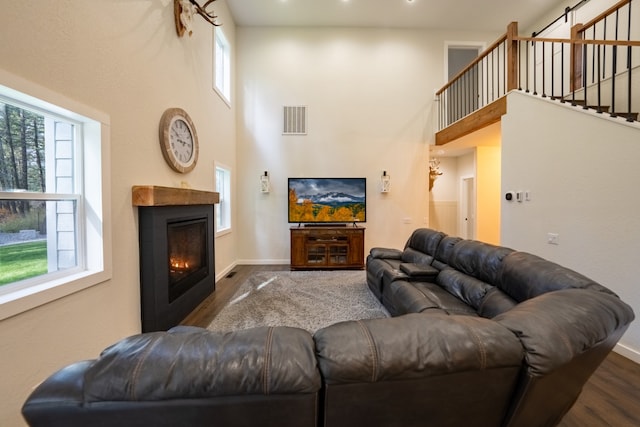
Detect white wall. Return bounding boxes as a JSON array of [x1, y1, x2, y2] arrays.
[[0, 1, 236, 425], [235, 27, 498, 259], [501, 91, 640, 362]]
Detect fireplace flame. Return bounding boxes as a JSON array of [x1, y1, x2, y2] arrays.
[[170, 258, 191, 272]]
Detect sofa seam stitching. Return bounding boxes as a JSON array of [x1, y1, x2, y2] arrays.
[[465, 324, 487, 369], [130, 338, 161, 401], [356, 320, 378, 382], [263, 326, 274, 395]]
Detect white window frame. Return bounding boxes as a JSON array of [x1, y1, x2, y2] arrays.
[[0, 68, 111, 321], [215, 162, 231, 236], [213, 27, 231, 105]]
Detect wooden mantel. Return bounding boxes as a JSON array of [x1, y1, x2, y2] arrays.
[[132, 185, 219, 206]]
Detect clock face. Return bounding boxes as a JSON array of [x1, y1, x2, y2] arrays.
[[170, 118, 194, 166], [159, 108, 199, 174]]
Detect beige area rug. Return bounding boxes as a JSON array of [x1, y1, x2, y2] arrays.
[[207, 270, 390, 334]]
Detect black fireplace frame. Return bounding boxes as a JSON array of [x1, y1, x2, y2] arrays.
[[138, 204, 215, 332]]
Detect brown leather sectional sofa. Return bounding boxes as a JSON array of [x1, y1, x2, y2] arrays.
[[22, 228, 634, 427]]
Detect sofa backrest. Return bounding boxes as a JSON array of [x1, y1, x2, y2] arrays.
[[447, 240, 514, 285], [431, 235, 462, 270], [498, 251, 617, 302], [401, 228, 446, 266], [431, 239, 517, 318], [84, 326, 321, 401], [22, 326, 322, 427], [314, 314, 524, 427]]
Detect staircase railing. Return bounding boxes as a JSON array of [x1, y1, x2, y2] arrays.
[[435, 23, 517, 130], [436, 0, 640, 131]]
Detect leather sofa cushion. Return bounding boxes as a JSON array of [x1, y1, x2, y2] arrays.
[[499, 251, 616, 302], [434, 269, 517, 318], [412, 282, 478, 316], [448, 240, 514, 285], [477, 287, 518, 318], [385, 280, 447, 315], [401, 247, 434, 266], [83, 326, 321, 402], [435, 269, 492, 309], [403, 228, 446, 256], [314, 313, 523, 384], [431, 236, 462, 270]]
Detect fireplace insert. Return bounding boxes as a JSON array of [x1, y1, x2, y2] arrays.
[[138, 205, 215, 332], [167, 218, 208, 302]]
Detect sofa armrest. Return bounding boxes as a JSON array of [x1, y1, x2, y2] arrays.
[[495, 289, 635, 375], [399, 263, 439, 281], [368, 247, 402, 259], [314, 314, 523, 384]]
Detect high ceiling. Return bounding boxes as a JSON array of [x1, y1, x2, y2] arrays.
[[226, 0, 567, 33]]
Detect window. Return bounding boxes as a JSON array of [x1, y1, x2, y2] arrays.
[[215, 164, 231, 235], [0, 71, 110, 320], [214, 27, 231, 104]]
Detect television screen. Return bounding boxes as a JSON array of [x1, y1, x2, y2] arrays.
[[288, 178, 366, 224]]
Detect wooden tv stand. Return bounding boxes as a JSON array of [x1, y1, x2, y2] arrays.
[[290, 226, 365, 270]]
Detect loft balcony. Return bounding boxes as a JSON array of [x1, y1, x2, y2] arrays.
[[435, 0, 640, 146]]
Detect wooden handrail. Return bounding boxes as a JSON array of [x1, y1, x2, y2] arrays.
[[435, 31, 510, 96], [436, 29, 639, 97], [514, 36, 640, 47], [579, 0, 631, 33]]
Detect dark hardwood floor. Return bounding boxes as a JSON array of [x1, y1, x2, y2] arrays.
[[181, 265, 640, 427]]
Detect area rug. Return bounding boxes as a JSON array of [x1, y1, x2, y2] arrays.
[[207, 270, 390, 333]]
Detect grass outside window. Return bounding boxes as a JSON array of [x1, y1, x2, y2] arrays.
[[0, 241, 47, 285]]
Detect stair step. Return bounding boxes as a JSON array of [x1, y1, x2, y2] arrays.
[[611, 112, 639, 121], [540, 96, 637, 122], [565, 99, 610, 112], [557, 98, 638, 120]]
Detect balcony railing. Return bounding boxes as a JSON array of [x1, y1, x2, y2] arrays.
[[436, 0, 640, 132]]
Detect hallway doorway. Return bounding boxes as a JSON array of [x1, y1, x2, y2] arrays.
[[460, 176, 476, 239]]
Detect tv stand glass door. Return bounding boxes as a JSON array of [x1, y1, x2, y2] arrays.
[[290, 226, 364, 270]]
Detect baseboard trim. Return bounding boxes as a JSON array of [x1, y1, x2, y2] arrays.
[[614, 343, 640, 364], [215, 262, 238, 282]]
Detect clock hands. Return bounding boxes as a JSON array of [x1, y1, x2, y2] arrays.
[[160, 108, 198, 173]]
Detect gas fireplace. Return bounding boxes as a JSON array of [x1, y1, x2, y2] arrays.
[[134, 186, 218, 332], [167, 218, 208, 302]]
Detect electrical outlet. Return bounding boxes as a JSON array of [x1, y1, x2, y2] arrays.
[[547, 233, 559, 245]]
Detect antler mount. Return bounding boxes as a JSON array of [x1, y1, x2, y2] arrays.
[[174, 0, 221, 37]]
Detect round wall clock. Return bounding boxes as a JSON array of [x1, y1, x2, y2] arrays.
[[159, 107, 199, 174]]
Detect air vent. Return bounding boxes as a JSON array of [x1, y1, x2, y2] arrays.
[[283, 106, 307, 135]]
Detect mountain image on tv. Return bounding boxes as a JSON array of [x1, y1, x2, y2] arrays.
[[288, 178, 366, 223]]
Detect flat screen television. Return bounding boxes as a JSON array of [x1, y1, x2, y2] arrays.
[[288, 177, 366, 224]]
